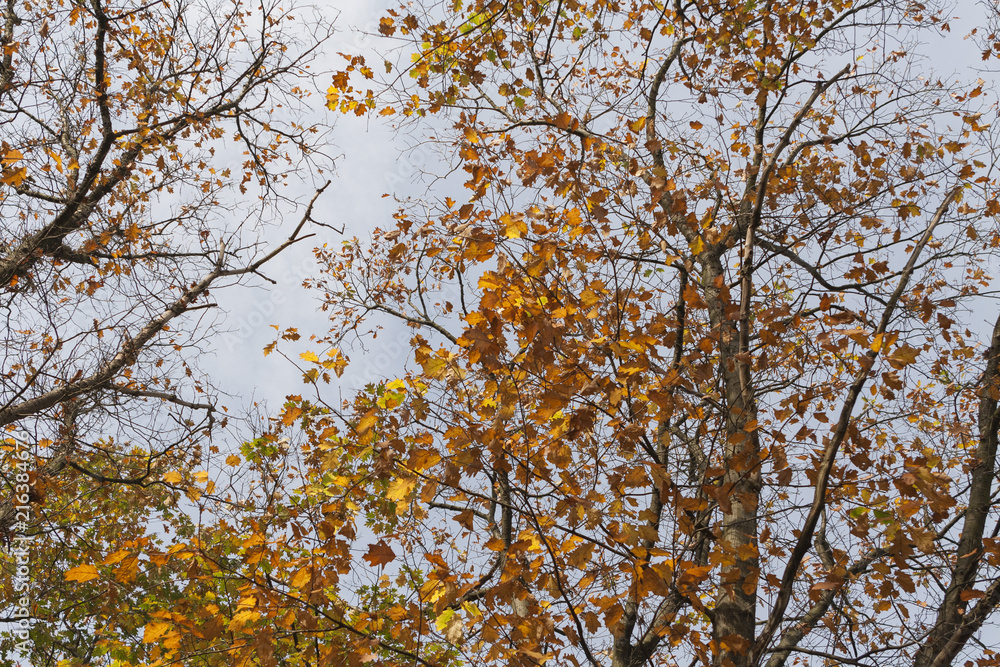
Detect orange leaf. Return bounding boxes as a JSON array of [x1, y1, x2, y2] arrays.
[[1, 166, 27, 187], [810, 581, 842, 591], [356, 409, 378, 435], [282, 405, 304, 426], [65, 564, 100, 582], [143, 621, 171, 644], [362, 540, 396, 567]]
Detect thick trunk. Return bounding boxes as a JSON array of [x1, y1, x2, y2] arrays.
[[703, 253, 761, 667]]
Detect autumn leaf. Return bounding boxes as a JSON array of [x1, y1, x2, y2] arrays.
[[0, 166, 27, 187], [386, 477, 416, 502], [103, 550, 130, 565], [362, 540, 396, 567], [961, 589, 986, 601], [809, 581, 842, 592], [282, 405, 304, 426], [628, 117, 646, 132], [142, 621, 171, 644], [290, 567, 313, 589], [887, 344, 921, 369], [65, 564, 100, 582], [355, 409, 378, 435], [502, 213, 528, 239], [1, 147, 23, 165], [27, 0, 1000, 666], [229, 609, 261, 631], [162, 471, 183, 484]]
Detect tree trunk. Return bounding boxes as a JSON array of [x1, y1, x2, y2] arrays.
[[703, 252, 761, 667]]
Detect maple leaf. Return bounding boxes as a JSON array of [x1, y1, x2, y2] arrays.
[[362, 540, 396, 567], [887, 344, 921, 369]]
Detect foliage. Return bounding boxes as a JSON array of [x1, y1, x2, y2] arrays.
[[13, 1, 1000, 667], [0, 0, 332, 663], [295, 1, 1000, 667]]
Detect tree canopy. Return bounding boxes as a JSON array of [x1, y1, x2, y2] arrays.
[[0, 0, 331, 663], [8, 1, 1000, 667]]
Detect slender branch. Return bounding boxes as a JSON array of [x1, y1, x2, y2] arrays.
[[752, 186, 961, 664]]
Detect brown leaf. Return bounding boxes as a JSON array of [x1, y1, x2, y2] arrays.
[[362, 540, 396, 567]]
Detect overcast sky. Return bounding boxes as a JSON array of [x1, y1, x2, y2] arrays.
[[205, 0, 417, 422]]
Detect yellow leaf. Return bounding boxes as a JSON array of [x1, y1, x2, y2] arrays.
[[228, 609, 260, 631], [242, 533, 266, 548], [435, 608, 455, 632], [0, 166, 27, 187], [386, 476, 416, 501], [325, 87, 340, 109], [420, 355, 449, 380], [194, 470, 209, 483], [1, 148, 23, 165], [408, 448, 441, 471], [356, 409, 378, 435], [162, 471, 182, 484], [65, 564, 100, 582], [690, 236, 704, 255], [226, 454, 241, 466], [103, 550, 129, 565], [143, 621, 171, 644], [47, 150, 63, 173], [300, 351, 319, 363], [502, 213, 527, 239], [290, 567, 312, 589], [565, 207, 582, 226]]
